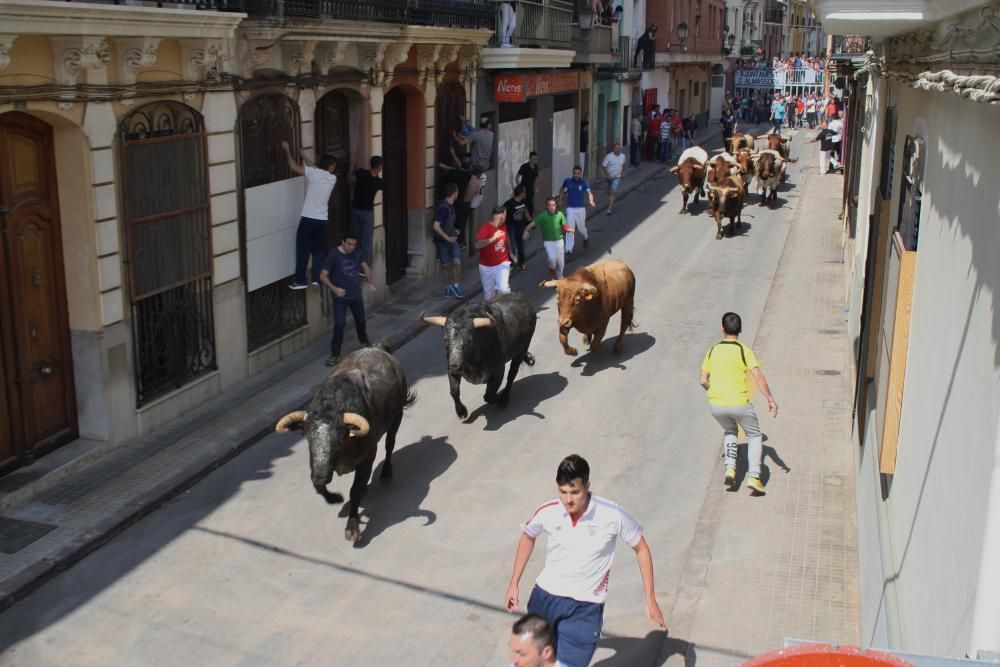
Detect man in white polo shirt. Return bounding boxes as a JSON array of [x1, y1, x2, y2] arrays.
[[504, 454, 665, 667], [281, 140, 338, 290]]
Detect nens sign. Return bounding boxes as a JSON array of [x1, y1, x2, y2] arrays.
[[494, 72, 580, 102], [495, 76, 526, 102]]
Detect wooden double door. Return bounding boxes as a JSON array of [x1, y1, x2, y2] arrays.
[[0, 112, 77, 473]]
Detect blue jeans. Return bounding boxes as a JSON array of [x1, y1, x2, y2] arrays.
[[657, 138, 671, 162], [527, 586, 604, 667], [350, 208, 375, 266], [330, 296, 368, 357], [294, 216, 327, 285]]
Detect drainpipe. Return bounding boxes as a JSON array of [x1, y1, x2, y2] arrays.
[[968, 409, 1000, 657]]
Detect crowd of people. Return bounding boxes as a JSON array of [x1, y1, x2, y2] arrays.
[[722, 90, 842, 131], [734, 53, 826, 72], [625, 104, 701, 168]]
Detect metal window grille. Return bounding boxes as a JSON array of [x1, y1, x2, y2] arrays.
[[119, 101, 217, 406], [237, 93, 307, 351]]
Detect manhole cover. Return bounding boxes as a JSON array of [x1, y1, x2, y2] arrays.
[[816, 369, 842, 376], [0, 516, 57, 555]]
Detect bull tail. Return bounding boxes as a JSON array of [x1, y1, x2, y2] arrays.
[[403, 389, 417, 409], [627, 306, 638, 332], [523, 352, 536, 366]]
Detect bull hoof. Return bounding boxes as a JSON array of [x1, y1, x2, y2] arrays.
[[498, 388, 511, 407], [484, 391, 499, 405], [614, 340, 624, 354], [589, 343, 603, 354], [455, 404, 468, 420], [679, 207, 687, 215], [565, 347, 579, 356], [716, 232, 724, 240], [379, 465, 393, 486], [345, 519, 361, 543]]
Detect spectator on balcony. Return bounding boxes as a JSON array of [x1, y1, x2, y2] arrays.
[[499, 1, 518, 48], [454, 115, 494, 171], [633, 24, 657, 69]]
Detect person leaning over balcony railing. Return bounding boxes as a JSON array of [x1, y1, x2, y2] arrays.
[[499, 0, 517, 48]]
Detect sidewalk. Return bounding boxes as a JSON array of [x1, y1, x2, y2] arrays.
[[0, 128, 725, 613], [661, 156, 860, 664]]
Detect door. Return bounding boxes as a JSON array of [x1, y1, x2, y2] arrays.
[[0, 112, 77, 472], [315, 91, 351, 249], [383, 88, 408, 284]]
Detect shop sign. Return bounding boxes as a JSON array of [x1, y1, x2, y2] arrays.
[[495, 71, 580, 102], [495, 75, 527, 102], [526, 71, 579, 97], [734, 69, 777, 88]]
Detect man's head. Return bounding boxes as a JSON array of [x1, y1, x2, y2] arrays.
[[613, 142, 621, 155], [491, 205, 506, 225], [514, 184, 526, 201], [508, 614, 557, 667], [460, 155, 474, 170], [340, 232, 358, 253], [369, 155, 384, 175], [444, 182, 459, 203], [480, 115, 491, 130], [818, 120, 828, 129], [529, 151, 539, 166], [317, 154, 337, 173], [545, 196, 558, 214], [556, 454, 590, 516], [572, 166, 582, 180], [722, 311, 742, 336]]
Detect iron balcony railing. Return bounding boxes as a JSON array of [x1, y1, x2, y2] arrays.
[[763, 1, 784, 24], [48, 0, 241, 8], [242, 0, 495, 26], [571, 24, 614, 56], [831, 34, 873, 56], [488, 0, 574, 49]]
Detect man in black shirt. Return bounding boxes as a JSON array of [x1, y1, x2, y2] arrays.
[[516, 151, 540, 215], [348, 155, 384, 266], [319, 233, 372, 366], [805, 120, 836, 175], [503, 184, 533, 271]]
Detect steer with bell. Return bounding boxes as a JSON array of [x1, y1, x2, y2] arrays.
[[540, 258, 637, 357], [275, 345, 415, 542], [421, 292, 537, 420]]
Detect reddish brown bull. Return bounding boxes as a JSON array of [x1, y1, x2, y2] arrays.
[[706, 155, 736, 186], [706, 173, 745, 240], [539, 259, 636, 357], [734, 146, 756, 177], [753, 150, 785, 205], [727, 133, 755, 154]]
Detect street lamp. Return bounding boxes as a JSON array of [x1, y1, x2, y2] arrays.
[[578, 4, 595, 31], [677, 21, 689, 52]]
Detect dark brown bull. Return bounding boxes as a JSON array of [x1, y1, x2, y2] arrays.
[[753, 149, 785, 205], [668, 159, 706, 213], [706, 155, 736, 187], [734, 146, 756, 178], [706, 173, 745, 239], [539, 259, 636, 357]]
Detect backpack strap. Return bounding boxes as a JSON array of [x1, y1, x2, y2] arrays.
[[708, 340, 747, 368]]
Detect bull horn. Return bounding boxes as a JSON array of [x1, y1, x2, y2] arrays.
[[275, 410, 308, 432], [342, 412, 370, 438], [539, 280, 559, 288], [420, 311, 447, 327], [579, 283, 598, 294], [473, 317, 493, 328]]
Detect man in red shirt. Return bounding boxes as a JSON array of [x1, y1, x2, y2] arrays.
[[646, 111, 662, 162], [476, 205, 512, 300]]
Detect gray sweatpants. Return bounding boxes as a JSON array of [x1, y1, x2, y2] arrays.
[[709, 403, 763, 478]]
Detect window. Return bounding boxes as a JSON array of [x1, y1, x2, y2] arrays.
[[118, 101, 216, 406]]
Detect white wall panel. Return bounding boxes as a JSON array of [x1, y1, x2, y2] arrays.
[[497, 118, 533, 203], [245, 177, 304, 291], [552, 109, 575, 197]]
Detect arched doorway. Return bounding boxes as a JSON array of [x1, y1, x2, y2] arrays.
[[315, 89, 352, 249], [0, 112, 77, 472], [382, 87, 409, 284], [237, 92, 307, 351]]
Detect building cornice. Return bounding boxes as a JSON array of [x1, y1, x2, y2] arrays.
[[479, 48, 576, 70], [0, 0, 245, 38], [238, 23, 494, 48]]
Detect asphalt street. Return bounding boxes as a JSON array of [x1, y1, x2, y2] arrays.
[[0, 128, 812, 666]]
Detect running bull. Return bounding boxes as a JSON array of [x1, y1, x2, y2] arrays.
[[707, 173, 746, 239], [669, 146, 708, 214], [540, 258, 636, 356], [275, 345, 416, 542], [421, 292, 536, 420]]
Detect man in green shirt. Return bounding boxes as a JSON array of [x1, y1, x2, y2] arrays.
[[523, 196, 570, 279]]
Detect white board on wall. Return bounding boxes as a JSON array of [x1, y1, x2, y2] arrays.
[[244, 176, 305, 291], [498, 118, 533, 203], [552, 108, 576, 196]]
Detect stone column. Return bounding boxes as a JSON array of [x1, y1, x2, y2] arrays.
[[368, 85, 388, 303]]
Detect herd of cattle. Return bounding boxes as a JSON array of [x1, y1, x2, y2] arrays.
[[276, 258, 637, 541], [274, 135, 795, 541], [669, 133, 794, 239]]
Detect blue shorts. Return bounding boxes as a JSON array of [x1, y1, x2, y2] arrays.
[[434, 239, 461, 265], [527, 585, 604, 667], [608, 176, 622, 192]]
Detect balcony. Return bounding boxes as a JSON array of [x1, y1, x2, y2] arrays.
[[807, 0, 966, 37], [480, 0, 574, 69], [42, 0, 241, 7], [242, 0, 494, 28], [830, 34, 873, 57], [571, 23, 615, 64]]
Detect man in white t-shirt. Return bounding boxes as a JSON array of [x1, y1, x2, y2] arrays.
[[601, 143, 627, 216], [826, 112, 844, 171], [505, 455, 665, 667], [281, 140, 338, 290]]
